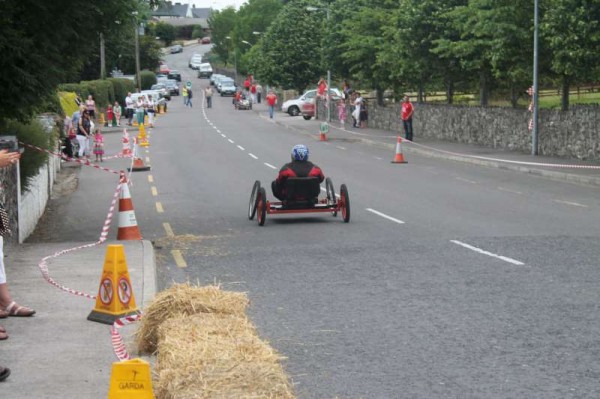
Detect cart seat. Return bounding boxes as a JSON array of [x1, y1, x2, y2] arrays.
[[283, 177, 321, 207]]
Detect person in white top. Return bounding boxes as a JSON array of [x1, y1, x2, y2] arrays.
[[125, 93, 134, 125], [146, 95, 156, 128], [352, 92, 363, 128], [135, 96, 145, 126]]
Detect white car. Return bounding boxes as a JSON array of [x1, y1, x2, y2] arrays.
[[282, 88, 342, 116], [189, 54, 203, 69]]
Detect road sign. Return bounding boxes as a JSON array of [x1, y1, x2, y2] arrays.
[[186, 81, 192, 89], [320, 122, 329, 134]]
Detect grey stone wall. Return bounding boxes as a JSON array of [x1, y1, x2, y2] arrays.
[[0, 165, 19, 244], [316, 100, 600, 161]]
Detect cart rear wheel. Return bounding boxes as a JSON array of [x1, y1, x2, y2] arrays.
[[340, 184, 350, 223], [257, 187, 267, 226], [325, 177, 337, 217], [248, 180, 260, 220]]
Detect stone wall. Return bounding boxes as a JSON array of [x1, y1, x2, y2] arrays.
[[316, 100, 600, 161], [0, 165, 20, 244]]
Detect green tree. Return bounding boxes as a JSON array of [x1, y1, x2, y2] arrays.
[[209, 7, 238, 66], [252, 0, 323, 90], [154, 22, 176, 46], [542, 0, 600, 110]]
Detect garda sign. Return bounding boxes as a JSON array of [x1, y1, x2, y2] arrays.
[[320, 122, 329, 134], [108, 358, 154, 398], [186, 81, 192, 89]]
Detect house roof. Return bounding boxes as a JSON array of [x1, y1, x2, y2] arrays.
[[152, 2, 212, 19], [192, 8, 211, 18]]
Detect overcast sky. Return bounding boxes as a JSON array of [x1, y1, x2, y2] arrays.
[[188, 0, 247, 10]]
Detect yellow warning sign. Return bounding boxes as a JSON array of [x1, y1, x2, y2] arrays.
[[108, 358, 155, 399], [88, 245, 139, 325]]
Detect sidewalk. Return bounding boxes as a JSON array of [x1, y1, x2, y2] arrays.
[[250, 101, 600, 187]]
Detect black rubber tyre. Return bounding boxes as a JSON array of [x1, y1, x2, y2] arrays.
[[325, 177, 337, 217], [303, 115, 312, 120], [288, 106, 300, 116], [248, 180, 260, 220], [340, 184, 350, 223], [257, 187, 267, 226]]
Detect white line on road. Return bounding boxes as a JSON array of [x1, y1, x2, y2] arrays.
[[248, 153, 258, 160], [366, 208, 405, 224], [237, 145, 245, 151], [336, 146, 346, 150], [498, 187, 522, 195], [228, 139, 235, 144], [455, 176, 477, 184], [264, 163, 277, 170], [450, 240, 525, 266], [553, 199, 588, 208], [374, 156, 383, 160], [221, 134, 226, 138]]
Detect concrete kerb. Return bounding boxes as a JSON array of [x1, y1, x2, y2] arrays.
[[265, 114, 600, 188]]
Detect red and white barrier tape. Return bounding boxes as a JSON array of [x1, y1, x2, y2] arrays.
[[111, 314, 143, 361]]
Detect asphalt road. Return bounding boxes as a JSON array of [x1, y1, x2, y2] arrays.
[[34, 44, 600, 398]]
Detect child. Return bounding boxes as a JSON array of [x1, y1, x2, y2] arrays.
[[106, 104, 114, 127], [113, 101, 122, 127], [93, 129, 104, 162], [337, 99, 346, 128]]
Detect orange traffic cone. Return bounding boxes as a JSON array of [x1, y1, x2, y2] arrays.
[[127, 138, 151, 172], [121, 129, 132, 156], [391, 136, 408, 164], [319, 131, 327, 141], [117, 176, 142, 240]]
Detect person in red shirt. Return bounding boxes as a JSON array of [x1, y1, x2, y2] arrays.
[[265, 90, 277, 119], [272, 144, 324, 201], [317, 78, 327, 98], [401, 95, 414, 141], [243, 76, 251, 93], [234, 90, 242, 108]]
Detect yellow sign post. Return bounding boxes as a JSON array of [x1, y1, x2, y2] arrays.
[[108, 358, 155, 399], [88, 245, 139, 325]]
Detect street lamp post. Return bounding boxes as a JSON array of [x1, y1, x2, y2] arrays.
[[132, 12, 142, 92], [307, 6, 331, 123], [225, 36, 238, 84], [532, 0, 539, 155]]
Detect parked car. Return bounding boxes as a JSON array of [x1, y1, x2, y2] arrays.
[[200, 36, 211, 44], [167, 70, 181, 82], [217, 77, 235, 93], [165, 79, 180, 96], [170, 44, 183, 54], [220, 82, 237, 96], [197, 63, 213, 78], [150, 83, 171, 100], [156, 74, 168, 81], [210, 74, 224, 86], [282, 88, 342, 116], [159, 64, 171, 74], [189, 54, 203, 69]]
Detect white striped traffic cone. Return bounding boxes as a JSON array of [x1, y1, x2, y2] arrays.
[[391, 136, 408, 164], [117, 176, 142, 240]]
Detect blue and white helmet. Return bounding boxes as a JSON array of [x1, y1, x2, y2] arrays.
[[291, 144, 309, 161]]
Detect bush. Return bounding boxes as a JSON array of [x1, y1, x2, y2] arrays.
[[140, 71, 157, 90], [191, 25, 204, 39], [0, 119, 52, 192], [82, 80, 115, 111], [108, 78, 136, 108], [176, 25, 195, 40]]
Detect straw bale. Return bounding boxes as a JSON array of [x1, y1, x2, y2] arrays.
[[136, 283, 249, 353]]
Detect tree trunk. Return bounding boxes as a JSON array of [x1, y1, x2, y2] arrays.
[[510, 83, 518, 108], [479, 71, 488, 107], [561, 76, 570, 111], [446, 81, 454, 104]]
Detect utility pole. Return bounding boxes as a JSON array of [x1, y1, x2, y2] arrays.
[[100, 33, 106, 79], [133, 12, 141, 92], [532, 0, 539, 155]]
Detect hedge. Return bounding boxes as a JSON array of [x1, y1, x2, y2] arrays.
[[140, 71, 157, 90], [58, 79, 115, 113], [108, 78, 136, 108]]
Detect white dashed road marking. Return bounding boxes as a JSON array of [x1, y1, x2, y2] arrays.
[[249, 153, 258, 160], [237, 145, 245, 151], [498, 187, 522, 195], [553, 199, 587, 208], [366, 208, 405, 224], [450, 240, 525, 266], [228, 139, 235, 144], [264, 163, 277, 170]]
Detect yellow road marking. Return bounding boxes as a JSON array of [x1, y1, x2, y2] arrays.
[[163, 222, 174, 237], [151, 186, 158, 196], [148, 175, 154, 183], [156, 202, 164, 213], [171, 250, 187, 268]]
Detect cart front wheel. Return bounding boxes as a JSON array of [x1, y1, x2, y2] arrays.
[[257, 187, 267, 226], [339, 184, 350, 223], [248, 180, 261, 220]]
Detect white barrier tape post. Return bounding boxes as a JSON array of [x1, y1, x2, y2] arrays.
[[111, 314, 143, 361]]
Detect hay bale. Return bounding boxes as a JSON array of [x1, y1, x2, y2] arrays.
[[155, 314, 294, 399], [136, 283, 249, 353]]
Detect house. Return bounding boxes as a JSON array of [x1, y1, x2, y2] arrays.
[[152, 2, 212, 29]]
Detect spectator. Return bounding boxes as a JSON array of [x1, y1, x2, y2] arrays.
[[125, 93, 134, 126], [250, 83, 257, 103], [256, 83, 263, 104], [360, 99, 368, 128], [337, 99, 346, 128], [341, 80, 351, 101], [113, 101, 122, 127], [93, 128, 104, 162], [85, 95, 96, 119], [77, 111, 91, 158], [204, 85, 213, 108], [0, 149, 34, 384], [146, 95, 156, 127], [317, 78, 327, 99], [106, 104, 113, 127], [243, 76, 251, 93], [352, 92, 363, 128], [135, 96, 145, 126], [186, 88, 193, 108], [401, 95, 414, 141], [266, 90, 278, 119]]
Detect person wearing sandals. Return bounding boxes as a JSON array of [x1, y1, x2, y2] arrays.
[[0, 149, 35, 383]]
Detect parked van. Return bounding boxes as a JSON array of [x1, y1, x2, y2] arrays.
[[197, 63, 213, 78]]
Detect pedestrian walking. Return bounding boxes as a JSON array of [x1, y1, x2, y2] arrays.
[[186, 88, 193, 108], [266, 90, 277, 119], [182, 87, 189, 106], [401, 95, 414, 141], [204, 85, 213, 108]]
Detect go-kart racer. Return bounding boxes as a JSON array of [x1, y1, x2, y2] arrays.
[[271, 144, 324, 201]]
